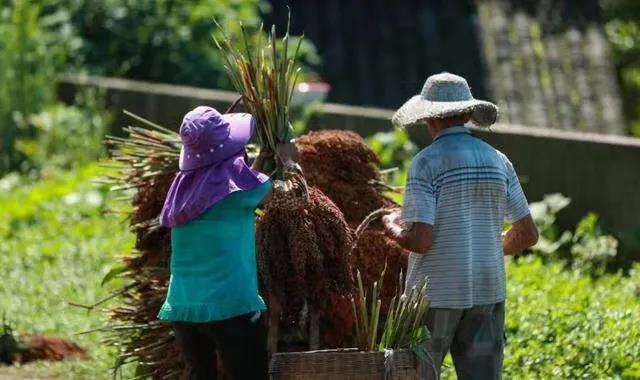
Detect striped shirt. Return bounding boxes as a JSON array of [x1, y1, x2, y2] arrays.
[[400, 126, 530, 308]]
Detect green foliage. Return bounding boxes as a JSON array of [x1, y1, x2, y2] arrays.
[[571, 213, 619, 275], [528, 193, 620, 275], [16, 90, 111, 173], [0, 164, 134, 378], [602, 0, 640, 136], [367, 129, 416, 204], [47, 0, 318, 90], [529, 193, 573, 255], [367, 129, 418, 169], [503, 256, 640, 379], [440, 256, 640, 379], [0, 1, 78, 173]]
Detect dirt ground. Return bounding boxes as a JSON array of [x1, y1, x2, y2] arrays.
[[0, 365, 60, 380]]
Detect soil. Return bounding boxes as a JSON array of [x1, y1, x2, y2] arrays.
[[17, 335, 87, 364]]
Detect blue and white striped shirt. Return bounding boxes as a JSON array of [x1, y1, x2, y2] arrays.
[[400, 126, 530, 308]]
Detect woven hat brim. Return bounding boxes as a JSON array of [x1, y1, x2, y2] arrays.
[[392, 95, 499, 128]]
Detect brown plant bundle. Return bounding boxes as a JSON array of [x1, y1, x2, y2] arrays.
[[257, 187, 353, 322], [295, 129, 407, 304], [296, 130, 390, 224]]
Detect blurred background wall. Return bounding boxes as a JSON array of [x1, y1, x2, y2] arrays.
[[266, 0, 625, 133]]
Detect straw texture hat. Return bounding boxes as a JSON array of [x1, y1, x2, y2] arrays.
[[392, 72, 499, 128]]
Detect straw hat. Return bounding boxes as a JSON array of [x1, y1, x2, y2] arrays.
[[392, 72, 499, 128]]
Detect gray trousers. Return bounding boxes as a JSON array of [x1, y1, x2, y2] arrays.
[[420, 302, 505, 380]]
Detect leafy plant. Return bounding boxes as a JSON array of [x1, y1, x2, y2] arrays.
[[571, 213, 619, 275], [15, 89, 111, 173], [529, 193, 572, 256], [367, 129, 418, 170], [0, 1, 75, 173], [527, 193, 620, 275], [352, 269, 430, 359]]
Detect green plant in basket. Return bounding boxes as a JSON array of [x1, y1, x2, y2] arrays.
[[352, 268, 431, 361]]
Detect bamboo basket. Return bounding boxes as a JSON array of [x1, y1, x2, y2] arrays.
[[269, 348, 419, 380]]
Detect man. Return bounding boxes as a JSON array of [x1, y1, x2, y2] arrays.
[[383, 72, 538, 380]]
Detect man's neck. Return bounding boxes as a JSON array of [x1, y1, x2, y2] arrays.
[[428, 124, 460, 139]]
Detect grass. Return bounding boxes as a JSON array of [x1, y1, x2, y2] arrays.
[[0, 163, 133, 379]]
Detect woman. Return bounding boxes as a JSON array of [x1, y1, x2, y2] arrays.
[[158, 106, 291, 379]]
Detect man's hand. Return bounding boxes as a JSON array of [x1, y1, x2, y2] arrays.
[[503, 214, 538, 256], [382, 209, 433, 254]]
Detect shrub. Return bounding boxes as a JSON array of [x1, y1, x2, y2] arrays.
[[503, 256, 640, 379], [15, 90, 111, 173], [52, 0, 318, 89], [0, 1, 77, 173], [528, 193, 620, 275]]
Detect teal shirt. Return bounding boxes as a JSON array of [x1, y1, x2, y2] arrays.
[[158, 181, 271, 322]]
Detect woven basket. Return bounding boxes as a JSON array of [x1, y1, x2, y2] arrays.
[[269, 348, 419, 380]]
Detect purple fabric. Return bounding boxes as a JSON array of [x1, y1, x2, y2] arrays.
[[160, 106, 269, 227]]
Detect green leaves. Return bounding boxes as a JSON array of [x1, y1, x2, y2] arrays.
[[351, 268, 430, 358], [498, 256, 640, 380], [101, 265, 129, 287]]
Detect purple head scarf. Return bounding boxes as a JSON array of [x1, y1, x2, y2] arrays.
[[160, 106, 269, 227]]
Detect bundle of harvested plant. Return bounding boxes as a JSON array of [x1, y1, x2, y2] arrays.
[[99, 112, 187, 378], [214, 16, 301, 178], [257, 187, 353, 322], [296, 130, 389, 224], [216, 17, 358, 350]]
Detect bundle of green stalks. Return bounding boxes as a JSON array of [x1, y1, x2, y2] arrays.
[[352, 269, 430, 359], [216, 16, 356, 347], [214, 14, 300, 178]]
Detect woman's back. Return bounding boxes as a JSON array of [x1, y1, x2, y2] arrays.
[[159, 181, 272, 323]]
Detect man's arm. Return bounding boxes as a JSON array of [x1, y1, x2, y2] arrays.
[[383, 211, 433, 254], [503, 214, 538, 256]]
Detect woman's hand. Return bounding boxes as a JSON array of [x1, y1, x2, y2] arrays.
[[276, 142, 298, 165], [252, 149, 274, 172]]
